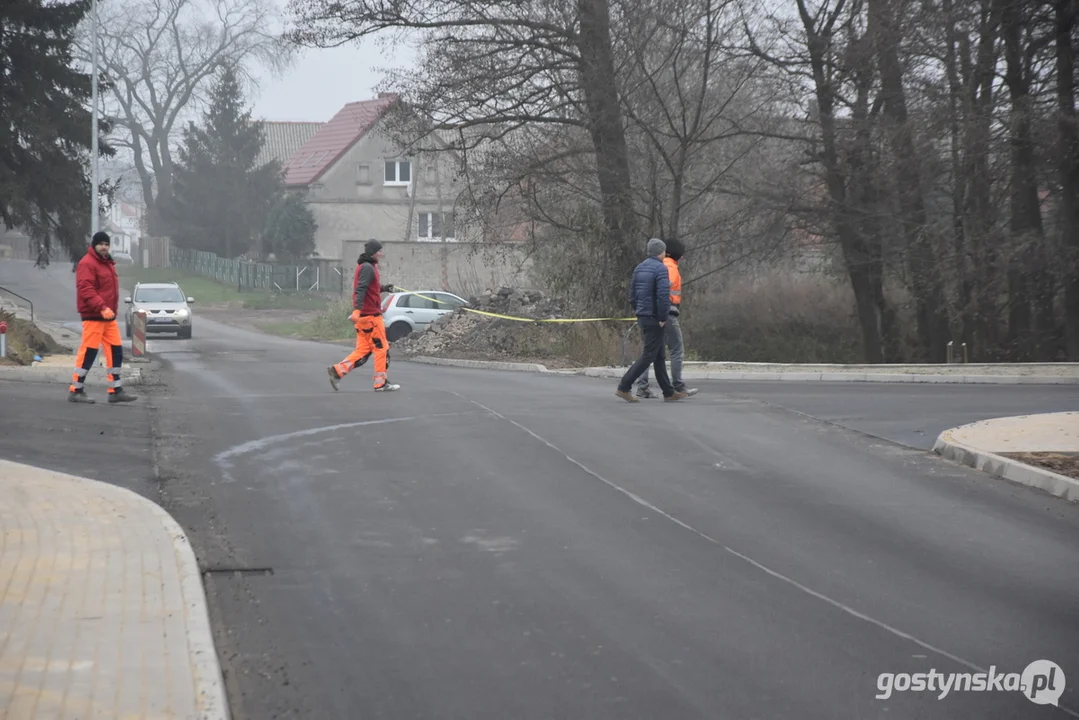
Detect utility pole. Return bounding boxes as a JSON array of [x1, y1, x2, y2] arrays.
[[90, 0, 100, 236]]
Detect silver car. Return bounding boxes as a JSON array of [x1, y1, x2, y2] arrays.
[[383, 290, 467, 341], [124, 282, 195, 339]]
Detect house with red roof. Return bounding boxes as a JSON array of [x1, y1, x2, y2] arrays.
[[281, 93, 469, 260]]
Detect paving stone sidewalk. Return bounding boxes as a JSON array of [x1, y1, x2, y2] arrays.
[[0, 459, 227, 719]]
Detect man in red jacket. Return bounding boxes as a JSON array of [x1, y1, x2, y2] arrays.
[[327, 239, 400, 392], [69, 231, 137, 404]]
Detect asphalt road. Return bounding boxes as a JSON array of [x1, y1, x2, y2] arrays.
[[0, 258, 84, 325], [688, 381, 1079, 450], [2, 260, 1078, 719], [148, 319, 1079, 720]]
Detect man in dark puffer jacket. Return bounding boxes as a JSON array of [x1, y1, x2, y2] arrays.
[[616, 238, 688, 403]]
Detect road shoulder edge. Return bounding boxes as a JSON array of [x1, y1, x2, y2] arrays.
[[409, 355, 552, 373], [404, 357, 1079, 384], [931, 431, 1079, 501]]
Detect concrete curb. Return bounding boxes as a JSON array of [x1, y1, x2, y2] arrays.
[[402, 356, 1079, 384], [0, 365, 144, 385], [0, 459, 230, 719], [932, 430, 1079, 502], [410, 356, 551, 373], [577, 367, 1079, 385], [146, 485, 231, 720]]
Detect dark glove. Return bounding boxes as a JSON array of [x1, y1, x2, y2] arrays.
[[381, 284, 396, 293]]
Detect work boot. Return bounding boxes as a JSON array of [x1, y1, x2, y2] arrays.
[[635, 386, 658, 399], [67, 391, 95, 404], [375, 382, 401, 392], [615, 389, 639, 403], [664, 391, 689, 403], [327, 366, 341, 391], [108, 389, 138, 404]]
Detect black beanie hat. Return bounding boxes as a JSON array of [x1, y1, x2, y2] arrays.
[[364, 239, 383, 256], [92, 231, 111, 246], [665, 238, 685, 261]]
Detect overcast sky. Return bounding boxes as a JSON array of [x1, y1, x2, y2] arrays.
[[249, 34, 419, 123]]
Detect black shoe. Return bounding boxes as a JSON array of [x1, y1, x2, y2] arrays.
[[327, 366, 340, 391], [68, 391, 95, 404], [108, 390, 138, 404]]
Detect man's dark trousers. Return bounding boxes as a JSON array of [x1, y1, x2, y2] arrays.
[[618, 316, 676, 396]]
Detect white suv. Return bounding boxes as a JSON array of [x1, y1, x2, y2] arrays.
[[125, 282, 195, 339], [382, 291, 467, 341]]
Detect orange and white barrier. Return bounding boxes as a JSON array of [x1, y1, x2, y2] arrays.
[[132, 311, 147, 357]]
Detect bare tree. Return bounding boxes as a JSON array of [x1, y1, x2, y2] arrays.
[[618, 0, 770, 238], [1054, 0, 1079, 356], [286, 0, 640, 310], [83, 0, 289, 235]]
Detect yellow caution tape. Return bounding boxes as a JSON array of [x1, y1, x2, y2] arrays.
[[393, 287, 636, 323]]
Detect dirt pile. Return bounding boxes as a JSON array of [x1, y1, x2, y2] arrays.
[[0, 309, 65, 365], [393, 287, 626, 368]]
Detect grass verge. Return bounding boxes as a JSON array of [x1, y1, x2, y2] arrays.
[[255, 297, 356, 342], [117, 265, 334, 311], [0, 309, 65, 365]]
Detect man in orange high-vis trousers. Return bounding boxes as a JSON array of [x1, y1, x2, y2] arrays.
[[635, 237, 698, 398], [327, 239, 401, 392], [69, 232, 138, 404]]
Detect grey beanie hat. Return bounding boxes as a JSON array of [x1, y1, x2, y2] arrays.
[[646, 238, 666, 257]]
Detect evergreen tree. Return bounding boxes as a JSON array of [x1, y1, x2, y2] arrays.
[[170, 67, 280, 259], [263, 192, 316, 261], [0, 0, 113, 265]]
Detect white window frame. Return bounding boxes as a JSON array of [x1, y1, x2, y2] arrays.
[[384, 159, 411, 186], [417, 211, 457, 242]]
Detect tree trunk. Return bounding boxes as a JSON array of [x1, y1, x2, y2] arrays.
[[1056, 0, 1079, 359], [577, 0, 640, 310], [869, 0, 950, 361], [962, 0, 1003, 359], [943, 0, 976, 353], [1001, 0, 1046, 360], [798, 5, 888, 362]]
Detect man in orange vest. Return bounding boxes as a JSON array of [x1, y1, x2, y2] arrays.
[[327, 239, 401, 392], [636, 237, 698, 398]]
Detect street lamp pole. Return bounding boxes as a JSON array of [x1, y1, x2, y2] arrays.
[[90, 0, 99, 236]]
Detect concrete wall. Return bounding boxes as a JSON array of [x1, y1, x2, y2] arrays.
[[340, 240, 536, 298], [304, 125, 473, 259]]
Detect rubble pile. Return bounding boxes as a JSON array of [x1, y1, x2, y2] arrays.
[[392, 287, 581, 367]]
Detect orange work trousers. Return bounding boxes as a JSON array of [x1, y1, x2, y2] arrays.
[[333, 314, 389, 388], [70, 319, 124, 394]]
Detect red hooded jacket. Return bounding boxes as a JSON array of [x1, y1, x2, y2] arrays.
[[76, 248, 119, 321]]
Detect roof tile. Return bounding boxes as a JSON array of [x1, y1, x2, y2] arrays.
[[283, 96, 398, 187], [256, 121, 325, 168]]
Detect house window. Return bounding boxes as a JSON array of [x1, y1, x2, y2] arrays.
[[417, 212, 456, 241], [425, 165, 437, 183], [384, 159, 411, 185], [357, 163, 370, 184]]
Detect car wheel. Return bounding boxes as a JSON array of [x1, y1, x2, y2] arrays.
[[125, 322, 132, 339], [179, 327, 192, 339], [387, 321, 412, 342]]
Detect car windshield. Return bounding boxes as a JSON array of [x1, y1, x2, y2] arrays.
[[135, 287, 184, 303]]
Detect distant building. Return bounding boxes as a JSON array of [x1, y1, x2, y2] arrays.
[[280, 94, 470, 260]]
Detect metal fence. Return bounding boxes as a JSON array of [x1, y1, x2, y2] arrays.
[[169, 247, 348, 293]]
